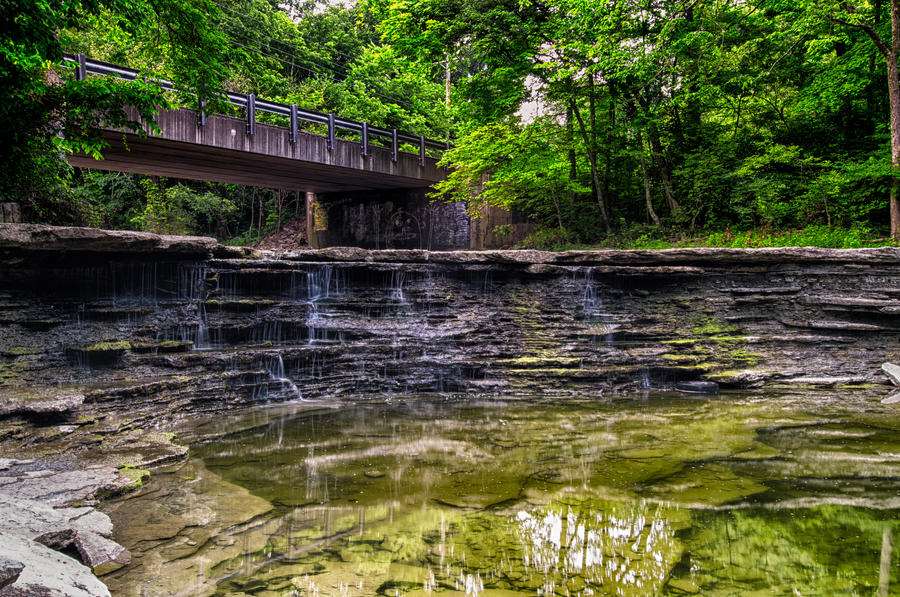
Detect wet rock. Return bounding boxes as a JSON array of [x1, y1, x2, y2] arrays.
[[882, 363, 900, 386], [780, 376, 869, 387], [704, 370, 771, 388], [0, 391, 83, 418], [72, 532, 131, 575], [0, 558, 24, 590], [882, 392, 900, 404], [675, 381, 720, 394]]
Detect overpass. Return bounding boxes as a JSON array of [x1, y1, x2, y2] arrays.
[[64, 55, 447, 192]]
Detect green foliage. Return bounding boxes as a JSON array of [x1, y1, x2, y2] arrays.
[[5, 0, 900, 246], [0, 0, 231, 221], [131, 181, 237, 236]]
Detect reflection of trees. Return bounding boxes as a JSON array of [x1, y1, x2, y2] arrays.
[[669, 506, 900, 596], [511, 499, 681, 596]]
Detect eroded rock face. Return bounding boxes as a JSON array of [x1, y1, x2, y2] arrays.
[[2, 241, 900, 429]]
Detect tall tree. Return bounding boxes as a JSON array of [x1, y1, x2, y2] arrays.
[[825, 0, 900, 238]]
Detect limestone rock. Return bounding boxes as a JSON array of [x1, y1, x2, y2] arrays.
[[0, 390, 83, 418], [0, 557, 24, 590], [0, 532, 110, 597], [72, 532, 131, 575], [882, 363, 900, 387], [882, 392, 900, 404], [675, 381, 720, 394], [0, 223, 217, 255], [0, 466, 134, 596], [781, 376, 869, 387]]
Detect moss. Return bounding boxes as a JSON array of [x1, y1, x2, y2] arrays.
[[500, 356, 581, 368], [120, 465, 150, 486], [663, 354, 703, 364], [84, 341, 131, 352], [661, 339, 700, 345], [4, 347, 39, 356], [692, 321, 740, 335]]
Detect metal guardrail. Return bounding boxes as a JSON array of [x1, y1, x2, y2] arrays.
[[66, 53, 449, 166]]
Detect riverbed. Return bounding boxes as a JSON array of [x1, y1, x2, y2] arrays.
[[101, 390, 899, 596]]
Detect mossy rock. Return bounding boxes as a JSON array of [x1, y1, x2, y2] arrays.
[[67, 340, 131, 368], [2, 346, 41, 357]]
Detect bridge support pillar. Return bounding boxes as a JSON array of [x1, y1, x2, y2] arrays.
[[305, 192, 325, 249]]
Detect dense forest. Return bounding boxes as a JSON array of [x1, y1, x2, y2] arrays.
[[3, 0, 900, 247]]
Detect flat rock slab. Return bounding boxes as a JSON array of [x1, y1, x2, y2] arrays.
[[676, 381, 720, 394], [0, 223, 217, 256], [883, 363, 900, 386], [0, 391, 83, 417], [780, 376, 870, 386], [2, 465, 124, 506]]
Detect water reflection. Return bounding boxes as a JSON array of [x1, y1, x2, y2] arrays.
[[102, 392, 900, 596]]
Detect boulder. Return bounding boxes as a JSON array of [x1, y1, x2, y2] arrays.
[[72, 532, 131, 575], [882, 363, 900, 387], [0, 532, 110, 597], [0, 557, 24, 590]]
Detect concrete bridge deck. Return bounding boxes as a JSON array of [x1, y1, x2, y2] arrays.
[[68, 107, 445, 192]]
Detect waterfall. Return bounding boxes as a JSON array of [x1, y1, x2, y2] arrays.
[[264, 354, 304, 402]]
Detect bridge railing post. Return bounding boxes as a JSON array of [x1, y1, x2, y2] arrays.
[[391, 129, 398, 163], [327, 113, 335, 151], [289, 104, 298, 144], [75, 53, 86, 81], [419, 135, 425, 166], [198, 99, 207, 127], [361, 122, 369, 157], [246, 93, 256, 136]]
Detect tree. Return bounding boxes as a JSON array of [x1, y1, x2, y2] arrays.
[[824, 0, 900, 239], [0, 0, 229, 220]]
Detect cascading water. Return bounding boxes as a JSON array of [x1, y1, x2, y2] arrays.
[[581, 268, 617, 343], [264, 353, 304, 402]]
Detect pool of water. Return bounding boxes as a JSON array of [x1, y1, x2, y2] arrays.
[[102, 391, 900, 596]]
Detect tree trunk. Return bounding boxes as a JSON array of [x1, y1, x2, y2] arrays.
[[889, 0, 900, 239], [566, 105, 576, 210], [647, 124, 680, 215], [571, 99, 612, 234], [637, 132, 661, 227], [838, 0, 900, 239]]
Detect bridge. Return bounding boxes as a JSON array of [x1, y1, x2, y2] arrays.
[[64, 55, 447, 192]]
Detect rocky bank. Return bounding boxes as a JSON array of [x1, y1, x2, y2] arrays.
[[1, 224, 900, 593]]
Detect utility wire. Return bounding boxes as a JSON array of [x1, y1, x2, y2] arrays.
[[214, 2, 363, 75], [214, 1, 448, 83], [227, 38, 425, 111]]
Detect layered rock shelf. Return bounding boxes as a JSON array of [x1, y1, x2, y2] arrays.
[[2, 224, 900, 593], [2, 226, 900, 426]]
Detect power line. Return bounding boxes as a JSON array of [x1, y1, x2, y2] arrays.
[[214, 2, 360, 75], [214, 1, 448, 83], [227, 38, 426, 111]]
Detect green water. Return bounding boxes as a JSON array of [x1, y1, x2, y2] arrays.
[[103, 391, 900, 596]]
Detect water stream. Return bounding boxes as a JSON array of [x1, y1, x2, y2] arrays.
[[101, 390, 900, 596]]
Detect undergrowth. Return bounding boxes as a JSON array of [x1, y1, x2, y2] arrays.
[[517, 225, 895, 251]]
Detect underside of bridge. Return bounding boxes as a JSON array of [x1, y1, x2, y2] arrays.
[[67, 108, 444, 193]]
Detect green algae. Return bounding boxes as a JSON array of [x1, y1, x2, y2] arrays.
[[101, 392, 900, 596], [83, 341, 131, 352]]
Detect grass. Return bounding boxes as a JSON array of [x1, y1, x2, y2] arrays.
[[518, 225, 896, 251]]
